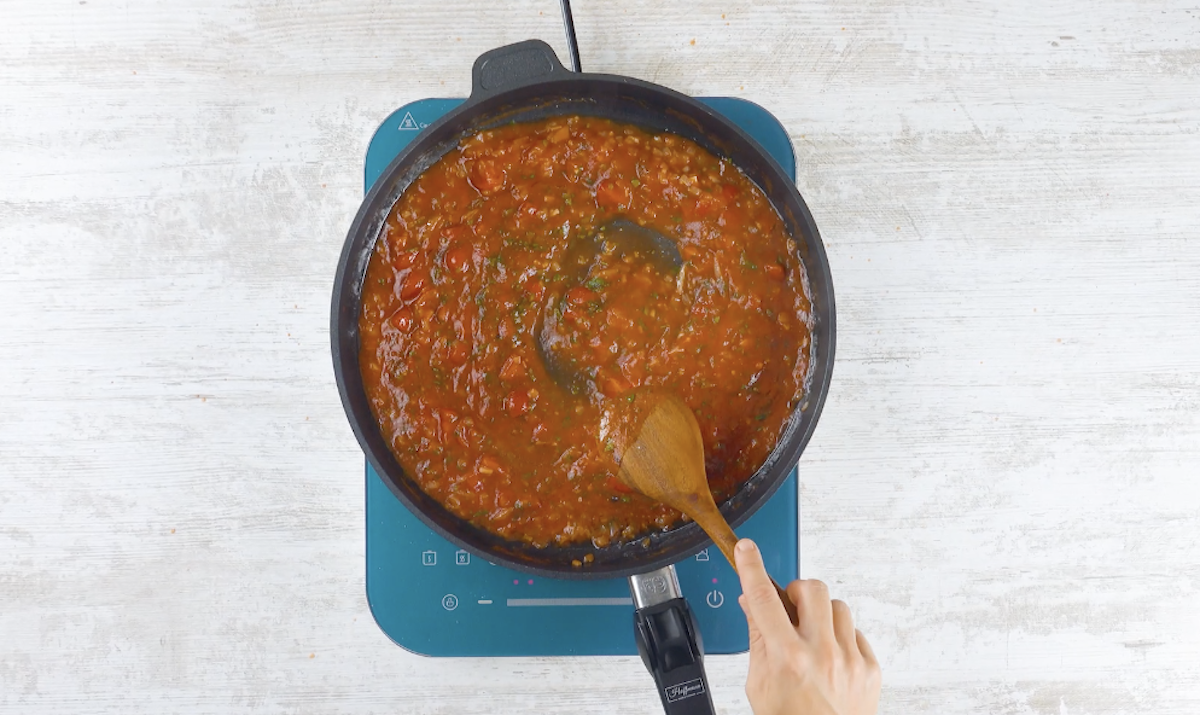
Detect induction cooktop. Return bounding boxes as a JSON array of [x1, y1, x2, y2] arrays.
[[362, 97, 801, 657]]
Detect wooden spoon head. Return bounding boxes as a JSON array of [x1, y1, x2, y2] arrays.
[[608, 391, 711, 514], [536, 218, 682, 395]]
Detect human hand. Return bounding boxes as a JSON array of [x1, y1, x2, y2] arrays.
[[735, 539, 881, 715]]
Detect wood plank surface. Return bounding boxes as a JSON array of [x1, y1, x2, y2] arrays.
[[2, 0, 1198, 713]]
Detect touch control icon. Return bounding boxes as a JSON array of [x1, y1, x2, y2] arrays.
[[455, 550, 470, 566], [705, 590, 724, 609], [421, 550, 436, 566], [441, 594, 459, 611], [695, 549, 710, 562]]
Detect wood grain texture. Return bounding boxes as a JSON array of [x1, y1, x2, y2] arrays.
[[2, 0, 1198, 713]]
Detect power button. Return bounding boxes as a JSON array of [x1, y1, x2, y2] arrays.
[[705, 590, 724, 609]]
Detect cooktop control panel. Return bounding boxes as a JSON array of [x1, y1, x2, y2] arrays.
[[367, 463, 797, 656]]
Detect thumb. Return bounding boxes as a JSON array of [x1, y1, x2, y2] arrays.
[[735, 539, 794, 644]]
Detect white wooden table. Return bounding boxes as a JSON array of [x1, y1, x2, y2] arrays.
[[3, 1, 1198, 713]]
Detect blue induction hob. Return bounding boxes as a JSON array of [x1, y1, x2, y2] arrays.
[[364, 97, 800, 657]]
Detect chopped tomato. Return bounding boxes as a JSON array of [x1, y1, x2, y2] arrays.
[[606, 476, 633, 494], [389, 307, 414, 332], [499, 354, 526, 381], [469, 160, 506, 194], [523, 278, 546, 300], [595, 179, 631, 210], [399, 271, 428, 301], [504, 389, 532, 417], [392, 249, 418, 270], [566, 286, 600, 306]]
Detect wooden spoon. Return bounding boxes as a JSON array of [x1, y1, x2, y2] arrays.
[[537, 217, 683, 395], [609, 391, 799, 625]]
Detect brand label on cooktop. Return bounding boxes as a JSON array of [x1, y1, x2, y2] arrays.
[[665, 678, 706, 703]]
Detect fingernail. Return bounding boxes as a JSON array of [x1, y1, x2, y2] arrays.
[[736, 539, 757, 554]]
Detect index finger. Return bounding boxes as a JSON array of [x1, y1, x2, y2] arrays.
[[734, 539, 795, 644]]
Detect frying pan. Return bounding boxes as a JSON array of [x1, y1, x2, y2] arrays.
[[330, 39, 835, 715]]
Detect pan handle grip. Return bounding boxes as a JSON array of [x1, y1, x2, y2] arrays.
[[630, 568, 717, 715], [634, 598, 717, 715], [469, 40, 571, 101]]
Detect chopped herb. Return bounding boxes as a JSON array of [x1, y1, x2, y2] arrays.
[[604, 440, 616, 453], [630, 179, 641, 187], [585, 277, 608, 291]]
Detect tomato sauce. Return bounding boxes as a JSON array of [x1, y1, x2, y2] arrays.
[[358, 116, 812, 550]]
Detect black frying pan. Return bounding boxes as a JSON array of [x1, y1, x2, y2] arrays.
[[332, 40, 835, 577], [330, 39, 835, 713]]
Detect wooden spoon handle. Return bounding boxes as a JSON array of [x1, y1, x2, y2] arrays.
[[770, 579, 799, 627], [697, 510, 800, 627]]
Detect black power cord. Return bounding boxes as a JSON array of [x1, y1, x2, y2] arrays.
[[558, 0, 582, 71]]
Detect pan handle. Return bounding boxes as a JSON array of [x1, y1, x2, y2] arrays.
[[630, 568, 717, 715], [469, 40, 572, 102]]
